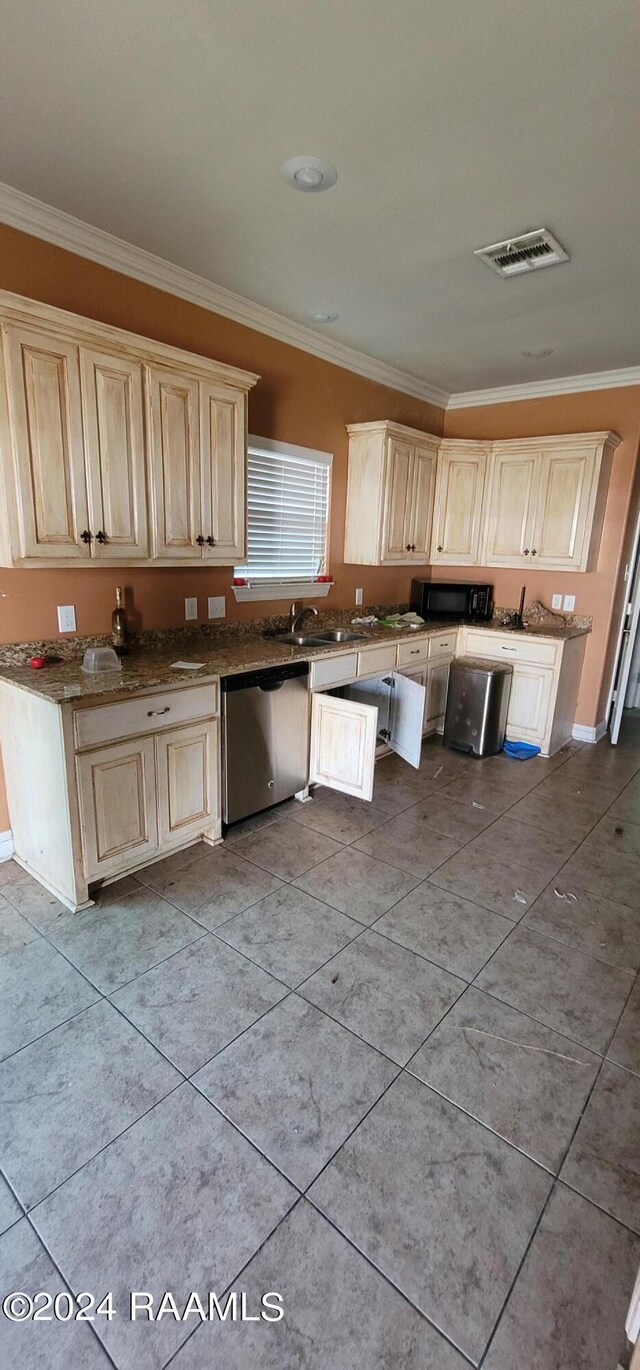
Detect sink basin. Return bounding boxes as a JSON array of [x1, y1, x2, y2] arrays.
[[271, 628, 367, 646], [312, 629, 366, 642], [272, 631, 329, 646]]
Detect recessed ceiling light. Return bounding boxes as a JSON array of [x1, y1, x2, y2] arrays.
[[281, 156, 338, 192], [522, 347, 554, 358], [307, 310, 339, 323]]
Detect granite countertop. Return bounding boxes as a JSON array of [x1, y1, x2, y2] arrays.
[[0, 619, 590, 706]]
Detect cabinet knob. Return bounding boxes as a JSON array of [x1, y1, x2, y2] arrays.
[[406, 544, 412, 551], [524, 548, 530, 556], [80, 529, 93, 543], [95, 530, 107, 544], [196, 535, 205, 547], [531, 548, 537, 556], [206, 535, 215, 547], [437, 544, 443, 553]]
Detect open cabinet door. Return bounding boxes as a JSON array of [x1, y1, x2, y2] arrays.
[[309, 691, 378, 800], [388, 671, 427, 768]]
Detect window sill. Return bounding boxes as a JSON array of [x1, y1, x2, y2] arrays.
[[231, 580, 334, 603]]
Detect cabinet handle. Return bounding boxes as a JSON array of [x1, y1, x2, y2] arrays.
[[95, 530, 107, 544], [146, 706, 171, 717], [411, 543, 416, 551], [523, 548, 530, 556], [406, 543, 412, 551], [531, 548, 537, 556], [80, 529, 93, 543], [410, 648, 420, 655], [501, 646, 517, 652], [196, 535, 205, 547], [437, 544, 443, 553], [206, 535, 216, 546]]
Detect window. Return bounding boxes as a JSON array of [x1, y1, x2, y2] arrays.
[[235, 436, 331, 585]]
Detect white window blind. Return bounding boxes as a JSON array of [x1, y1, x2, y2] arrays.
[[235, 437, 331, 582]]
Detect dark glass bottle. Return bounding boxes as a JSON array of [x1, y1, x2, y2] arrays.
[[111, 586, 129, 655]]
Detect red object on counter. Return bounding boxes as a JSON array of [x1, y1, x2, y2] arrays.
[[29, 656, 46, 669]]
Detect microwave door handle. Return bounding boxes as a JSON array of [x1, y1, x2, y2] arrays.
[[470, 590, 479, 615]]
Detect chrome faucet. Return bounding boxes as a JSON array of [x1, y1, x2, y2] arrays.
[[290, 600, 319, 633]]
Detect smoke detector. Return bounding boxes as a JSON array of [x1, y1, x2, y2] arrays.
[[475, 229, 569, 278]]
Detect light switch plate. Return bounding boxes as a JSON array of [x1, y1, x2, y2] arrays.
[[208, 596, 225, 619], [551, 594, 563, 610], [57, 605, 76, 633], [563, 594, 576, 612], [355, 588, 364, 606], [184, 597, 198, 621]]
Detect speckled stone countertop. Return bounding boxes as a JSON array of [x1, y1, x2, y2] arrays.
[[0, 617, 590, 706]]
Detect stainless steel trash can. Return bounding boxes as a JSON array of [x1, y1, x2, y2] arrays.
[[444, 657, 513, 758]]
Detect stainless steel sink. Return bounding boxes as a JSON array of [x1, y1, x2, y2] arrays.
[[273, 631, 329, 646], [272, 628, 367, 646], [312, 629, 366, 642]]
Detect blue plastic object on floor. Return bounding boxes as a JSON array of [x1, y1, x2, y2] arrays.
[[503, 740, 541, 760]]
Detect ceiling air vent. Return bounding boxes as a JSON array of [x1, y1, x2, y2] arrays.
[[474, 229, 569, 278]]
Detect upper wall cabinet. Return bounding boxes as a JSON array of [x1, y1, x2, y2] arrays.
[[343, 420, 619, 574], [0, 291, 258, 568], [430, 440, 490, 565], [482, 433, 619, 572], [344, 421, 438, 566]]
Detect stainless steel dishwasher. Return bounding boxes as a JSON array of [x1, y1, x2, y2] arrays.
[[221, 662, 310, 824]]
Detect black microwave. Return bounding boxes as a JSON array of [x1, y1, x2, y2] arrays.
[[410, 579, 493, 623]]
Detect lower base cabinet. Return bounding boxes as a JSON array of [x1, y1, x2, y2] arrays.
[[457, 627, 587, 755], [76, 736, 159, 879], [156, 720, 219, 846], [505, 663, 555, 747], [309, 670, 427, 801]]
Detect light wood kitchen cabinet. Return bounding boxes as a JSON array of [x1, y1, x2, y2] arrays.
[[2, 325, 91, 561], [80, 349, 148, 559], [309, 657, 427, 799], [425, 658, 451, 732], [76, 735, 159, 879], [344, 421, 438, 565], [482, 433, 619, 572], [458, 626, 587, 755], [431, 441, 490, 564], [156, 719, 219, 845], [0, 291, 258, 567], [0, 675, 221, 910]]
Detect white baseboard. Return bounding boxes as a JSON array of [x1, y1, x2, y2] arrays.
[[0, 829, 14, 861], [572, 720, 607, 744]]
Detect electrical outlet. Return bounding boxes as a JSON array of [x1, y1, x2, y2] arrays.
[[57, 605, 76, 633], [551, 593, 563, 611], [184, 597, 198, 621], [355, 588, 363, 606], [208, 596, 225, 619], [563, 594, 576, 612]]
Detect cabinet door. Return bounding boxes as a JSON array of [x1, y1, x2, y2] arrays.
[[506, 664, 555, 745], [380, 440, 414, 562], [483, 450, 538, 566], [531, 447, 595, 570], [426, 659, 451, 732], [156, 720, 219, 845], [432, 446, 487, 564], [146, 366, 201, 559], [408, 445, 437, 561], [200, 383, 245, 563], [76, 737, 158, 880], [81, 349, 148, 559], [3, 325, 90, 560], [309, 691, 378, 801], [387, 670, 427, 767], [398, 664, 429, 734]]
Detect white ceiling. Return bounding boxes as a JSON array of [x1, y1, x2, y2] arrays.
[[0, 0, 639, 393]]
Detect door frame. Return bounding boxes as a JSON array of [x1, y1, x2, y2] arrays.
[[608, 499, 640, 744]]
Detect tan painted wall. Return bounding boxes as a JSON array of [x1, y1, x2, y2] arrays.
[[443, 389, 640, 730]]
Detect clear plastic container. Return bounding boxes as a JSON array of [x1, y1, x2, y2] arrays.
[[81, 646, 122, 674]]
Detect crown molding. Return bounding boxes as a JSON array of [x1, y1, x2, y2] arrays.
[[447, 367, 640, 408], [2, 181, 638, 414], [0, 180, 449, 409]]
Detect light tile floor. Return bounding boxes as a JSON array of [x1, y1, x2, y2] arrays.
[[1, 727, 640, 1368]]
